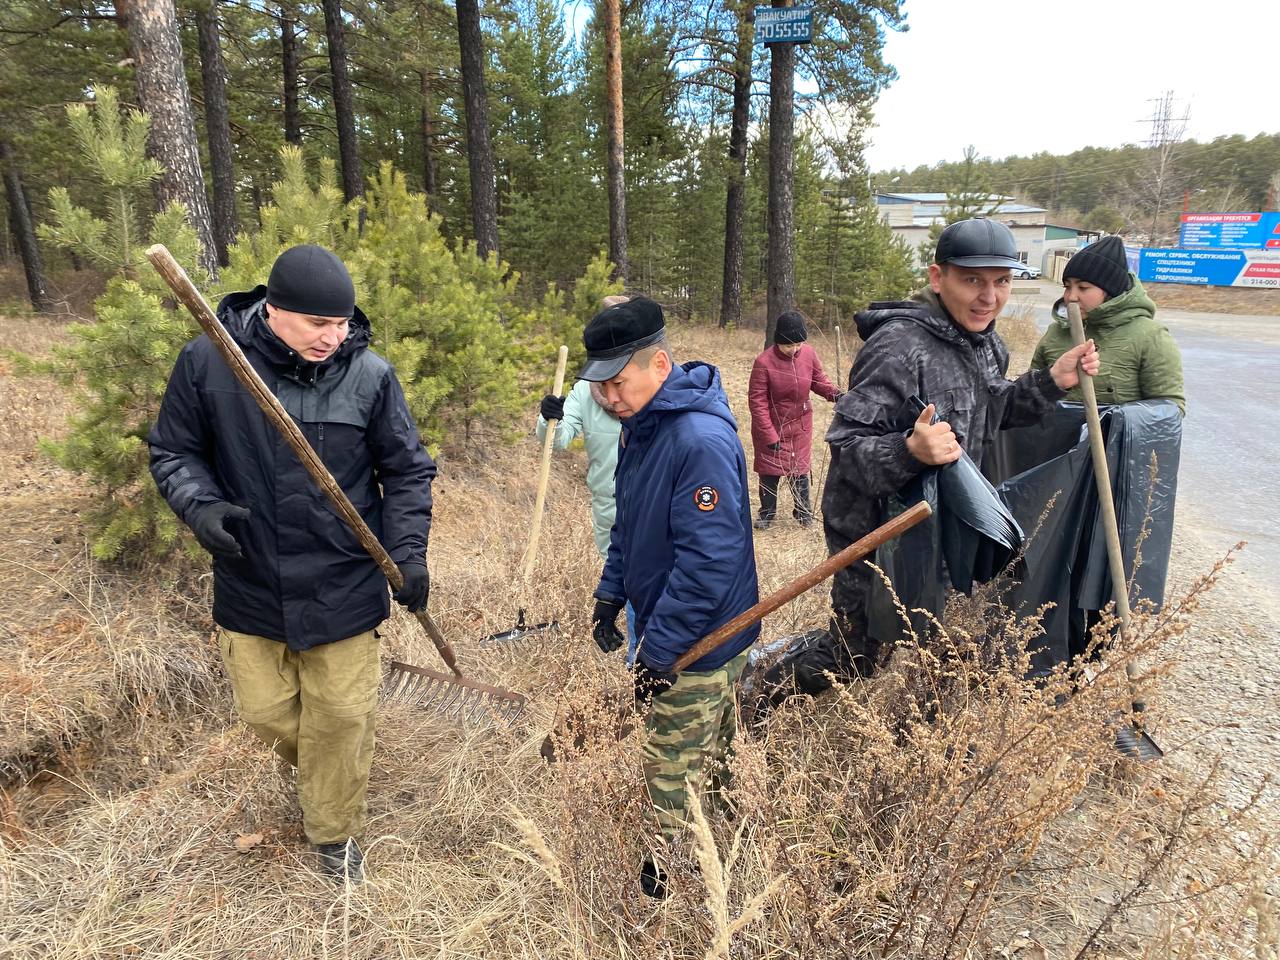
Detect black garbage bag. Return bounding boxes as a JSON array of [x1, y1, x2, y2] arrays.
[[986, 399, 1182, 675], [865, 396, 1026, 648]]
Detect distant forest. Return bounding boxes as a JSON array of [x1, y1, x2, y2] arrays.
[[874, 133, 1280, 243]]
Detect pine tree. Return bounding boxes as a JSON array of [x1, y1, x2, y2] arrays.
[[21, 87, 204, 561]]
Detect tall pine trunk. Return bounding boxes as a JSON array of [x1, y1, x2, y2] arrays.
[[280, 4, 301, 144], [121, 0, 219, 276], [320, 0, 363, 201], [0, 137, 52, 312], [195, 0, 238, 267], [419, 69, 438, 201], [602, 0, 627, 282], [719, 2, 753, 328], [765, 2, 795, 347], [455, 0, 499, 258]]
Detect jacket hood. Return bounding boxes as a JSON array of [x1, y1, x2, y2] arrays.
[[854, 287, 985, 347], [1051, 274, 1155, 331], [624, 362, 737, 442], [587, 379, 620, 418], [216, 286, 372, 378]]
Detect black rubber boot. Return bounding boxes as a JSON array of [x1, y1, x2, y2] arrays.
[[755, 476, 780, 530], [316, 838, 364, 884], [790, 474, 814, 527]]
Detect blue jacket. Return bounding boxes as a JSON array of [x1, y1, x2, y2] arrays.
[[595, 362, 760, 673]]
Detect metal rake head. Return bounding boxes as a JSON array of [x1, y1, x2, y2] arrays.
[[483, 608, 560, 645], [384, 660, 526, 726]]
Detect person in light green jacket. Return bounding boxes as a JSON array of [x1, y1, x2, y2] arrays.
[[536, 295, 638, 662], [1031, 235, 1186, 415], [536, 376, 622, 558]]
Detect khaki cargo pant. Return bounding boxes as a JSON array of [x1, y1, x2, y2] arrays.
[[217, 626, 379, 845], [641, 650, 749, 841]]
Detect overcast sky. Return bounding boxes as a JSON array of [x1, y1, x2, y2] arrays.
[[865, 0, 1280, 172]]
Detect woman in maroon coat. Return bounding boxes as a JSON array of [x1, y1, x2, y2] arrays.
[[748, 311, 840, 529]]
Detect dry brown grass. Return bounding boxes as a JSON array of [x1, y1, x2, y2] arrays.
[[0, 314, 1276, 959]]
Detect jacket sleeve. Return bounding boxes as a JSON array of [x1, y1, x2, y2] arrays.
[[148, 344, 228, 525], [1139, 326, 1186, 416], [990, 367, 1066, 430], [595, 505, 626, 604], [747, 358, 778, 445], [809, 349, 840, 401], [639, 431, 751, 672], [368, 368, 437, 565], [535, 380, 585, 449], [824, 342, 926, 498]]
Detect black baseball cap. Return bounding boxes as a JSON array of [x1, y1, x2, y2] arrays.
[[266, 244, 356, 318], [578, 296, 666, 382], [935, 219, 1025, 271]]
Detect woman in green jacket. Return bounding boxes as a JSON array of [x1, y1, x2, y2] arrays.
[[1031, 235, 1185, 415], [1030, 235, 1185, 673]]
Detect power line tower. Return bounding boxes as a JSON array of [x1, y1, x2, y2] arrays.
[[1140, 91, 1190, 246]]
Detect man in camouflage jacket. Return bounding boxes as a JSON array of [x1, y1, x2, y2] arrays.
[[788, 219, 1100, 693]]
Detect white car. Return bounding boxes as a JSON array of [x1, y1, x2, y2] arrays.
[[1012, 265, 1041, 280]]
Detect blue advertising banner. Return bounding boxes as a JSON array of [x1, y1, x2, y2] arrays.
[[1179, 212, 1280, 250], [1138, 248, 1280, 288], [754, 6, 813, 44]]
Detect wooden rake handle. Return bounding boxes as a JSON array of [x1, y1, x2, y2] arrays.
[[1066, 301, 1141, 694], [146, 244, 462, 678], [672, 500, 932, 672], [521, 345, 569, 583]]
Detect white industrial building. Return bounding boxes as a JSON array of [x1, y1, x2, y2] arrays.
[[875, 193, 1096, 274]]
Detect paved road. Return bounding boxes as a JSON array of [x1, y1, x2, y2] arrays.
[[1013, 284, 1280, 583]]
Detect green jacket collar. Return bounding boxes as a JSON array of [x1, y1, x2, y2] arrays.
[[1052, 274, 1156, 332]]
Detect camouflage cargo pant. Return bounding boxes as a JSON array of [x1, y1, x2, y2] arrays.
[[217, 626, 379, 845], [641, 650, 749, 841]]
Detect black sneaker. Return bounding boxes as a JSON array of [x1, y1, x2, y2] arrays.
[[316, 838, 364, 884], [640, 857, 668, 900], [753, 516, 773, 531]]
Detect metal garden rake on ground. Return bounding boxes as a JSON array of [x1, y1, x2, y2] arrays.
[[483, 344, 568, 645], [147, 245, 526, 725]]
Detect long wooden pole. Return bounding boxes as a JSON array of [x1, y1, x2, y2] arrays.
[[673, 501, 931, 671], [834, 323, 843, 390], [521, 346, 568, 582], [146, 244, 462, 677], [1066, 301, 1148, 718]]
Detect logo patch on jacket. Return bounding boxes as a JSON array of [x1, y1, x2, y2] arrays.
[[694, 485, 719, 512]]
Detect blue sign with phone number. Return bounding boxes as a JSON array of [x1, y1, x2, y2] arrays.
[[754, 6, 813, 44]]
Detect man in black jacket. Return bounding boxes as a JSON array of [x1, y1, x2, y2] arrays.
[[149, 245, 436, 883], [783, 219, 1099, 694]]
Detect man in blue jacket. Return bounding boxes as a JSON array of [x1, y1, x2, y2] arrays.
[[148, 245, 436, 884], [581, 296, 759, 899]]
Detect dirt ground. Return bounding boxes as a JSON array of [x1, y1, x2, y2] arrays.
[[1, 308, 1276, 958]]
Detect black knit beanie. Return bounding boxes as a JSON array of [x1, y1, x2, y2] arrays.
[[1063, 236, 1132, 299], [266, 244, 356, 318], [774, 311, 808, 345]]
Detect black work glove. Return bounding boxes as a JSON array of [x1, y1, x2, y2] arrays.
[[393, 562, 429, 612], [633, 660, 677, 705], [592, 598, 625, 654], [190, 502, 251, 559], [540, 394, 565, 422], [769, 441, 782, 452]]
